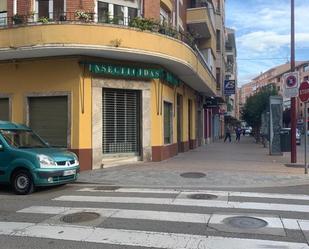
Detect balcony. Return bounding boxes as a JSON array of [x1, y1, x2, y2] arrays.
[[0, 12, 217, 96], [186, 4, 216, 54], [187, 0, 215, 36]]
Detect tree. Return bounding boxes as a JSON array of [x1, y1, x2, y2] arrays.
[[241, 84, 278, 142]]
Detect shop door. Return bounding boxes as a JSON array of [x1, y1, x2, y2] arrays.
[[103, 88, 140, 156], [29, 96, 68, 147], [177, 94, 183, 152], [0, 98, 9, 121]]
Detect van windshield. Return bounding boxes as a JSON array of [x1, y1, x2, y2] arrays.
[[0, 129, 48, 149]]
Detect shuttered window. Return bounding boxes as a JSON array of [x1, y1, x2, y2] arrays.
[[0, 98, 9, 121], [29, 96, 68, 147], [103, 88, 140, 155]]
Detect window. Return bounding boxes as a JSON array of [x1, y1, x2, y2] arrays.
[[303, 64, 309, 72], [304, 76, 309, 81], [114, 4, 125, 24], [160, 7, 170, 25], [0, 1, 7, 26], [216, 68, 221, 90], [164, 102, 173, 144], [98, 2, 109, 23], [216, 30, 221, 51], [128, 7, 137, 22]]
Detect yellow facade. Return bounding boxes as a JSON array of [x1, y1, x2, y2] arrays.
[[0, 57, 199, 168], [0, 58, 91, 150]]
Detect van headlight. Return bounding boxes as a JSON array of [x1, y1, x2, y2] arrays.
[[38, 154, 57, 168]]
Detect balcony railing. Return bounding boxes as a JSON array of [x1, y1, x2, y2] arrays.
[[0, 12, 215, 80]]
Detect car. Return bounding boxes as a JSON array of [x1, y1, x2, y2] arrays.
[[296, 129, 301, 145], [0, 121, 80, 195]]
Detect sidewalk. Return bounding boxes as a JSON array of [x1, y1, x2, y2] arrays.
[[78, 136, 309, 188]]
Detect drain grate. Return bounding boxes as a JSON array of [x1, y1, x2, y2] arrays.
[[187, 194, 218, 200], [180, 172, 206, 178], [94, 186, 120, 191], [61, 212, 100, 223], [223, 216, 268, 229]]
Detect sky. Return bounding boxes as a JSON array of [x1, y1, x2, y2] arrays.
[[226, 0, 309, 86]]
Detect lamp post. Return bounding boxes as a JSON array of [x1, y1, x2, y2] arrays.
[[290, 0, 297, 163]]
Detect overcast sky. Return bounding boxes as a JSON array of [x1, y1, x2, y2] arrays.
[[226, 0, 309, 86]]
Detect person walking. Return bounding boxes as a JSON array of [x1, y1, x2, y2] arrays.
[[236, 126, 241, 142], [224, 125, 231, 143]]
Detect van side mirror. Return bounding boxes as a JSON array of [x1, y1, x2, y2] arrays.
[[0, 144, 4, 151]]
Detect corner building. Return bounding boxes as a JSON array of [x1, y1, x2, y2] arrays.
[[0, 0, 218, 170]]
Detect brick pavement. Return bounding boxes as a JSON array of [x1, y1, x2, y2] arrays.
[[78, 136, 309, 188]]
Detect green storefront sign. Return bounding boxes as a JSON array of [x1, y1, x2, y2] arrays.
[[87, 63, 180, 86]]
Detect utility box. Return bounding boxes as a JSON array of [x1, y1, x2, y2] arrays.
[[280, 128, 291, 152]]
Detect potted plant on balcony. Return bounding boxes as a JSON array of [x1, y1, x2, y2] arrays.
[[12, 14, 24, 25], [38, 16, 50, 24], [75, 10, 93, 22]]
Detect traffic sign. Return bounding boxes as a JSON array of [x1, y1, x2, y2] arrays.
[[283, 72, 299, 98], [224, 80, 236, 95], [299, 81, 309, 102]]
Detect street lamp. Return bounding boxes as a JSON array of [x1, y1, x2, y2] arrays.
[[290, 0, 297, 163]]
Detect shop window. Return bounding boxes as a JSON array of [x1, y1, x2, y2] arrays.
[[164, 102, 173, 144]]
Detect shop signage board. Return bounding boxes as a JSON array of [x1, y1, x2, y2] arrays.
[[86, 63, 180, 86], [224, 80, 236, 95], [283, 72, 299, 98]]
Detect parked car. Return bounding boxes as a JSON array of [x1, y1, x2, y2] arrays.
[[244, 127, 252, 136], [0, 121, 80, 195], [296, 129, 301, 145]]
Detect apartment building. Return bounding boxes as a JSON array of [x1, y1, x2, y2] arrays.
[[0, 0, 223, 170], [239, 62, 309, 126]]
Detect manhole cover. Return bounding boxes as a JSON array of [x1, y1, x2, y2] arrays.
[[61, 212, 100, 223], [187, 194, 218, 200], [223, 216, 268, 229], [180, 172, 206, 178], [94, 186, 120, 191]]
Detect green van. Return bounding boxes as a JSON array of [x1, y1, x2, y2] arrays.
[[0, 121, 80, 194]]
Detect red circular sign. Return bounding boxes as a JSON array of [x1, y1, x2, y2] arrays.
[[299, 81, 309, 102], [286, 75, 297, 87]]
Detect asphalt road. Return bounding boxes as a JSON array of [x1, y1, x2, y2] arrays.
[[2, 183, 309, 248]]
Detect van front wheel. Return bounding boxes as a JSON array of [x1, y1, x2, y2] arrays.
[[12, 170, 34, 195]]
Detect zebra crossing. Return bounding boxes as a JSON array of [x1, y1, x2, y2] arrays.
[[2, 186, 309, 248]]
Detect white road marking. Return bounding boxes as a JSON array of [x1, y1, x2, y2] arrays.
[[78, 187, 309, 201], [19, 205, 309, 231], [53, 195, 309, 213], [18, 206, 211, 224], [1, 221, 308, 249]]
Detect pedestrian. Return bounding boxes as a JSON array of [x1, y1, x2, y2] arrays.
[[224, 125, 231, 143], [236, 126, 241, 142]]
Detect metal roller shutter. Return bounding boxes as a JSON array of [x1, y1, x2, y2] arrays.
[[29, 96, 68, 147], [103, 88, 140, 155], [0, 98, 9, 121]]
